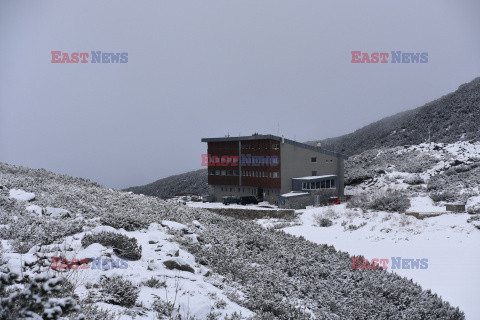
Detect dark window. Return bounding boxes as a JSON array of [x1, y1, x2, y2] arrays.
[[312, 171, 317, 176], [311, 157, 317, 163]]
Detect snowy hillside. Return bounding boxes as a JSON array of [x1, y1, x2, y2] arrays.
[[0, 163, 467, 319], [345, 141, 480, 207], [308, 76, 480, 155], [268, 203, 479, 319]]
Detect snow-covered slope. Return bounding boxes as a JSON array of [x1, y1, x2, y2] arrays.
[[345, 141, 480, 204], [0, 163, 468, 319], [269, 203, 479, 320]]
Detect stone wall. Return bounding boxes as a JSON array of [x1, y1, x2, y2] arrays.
[[207, 208, 296, 220]]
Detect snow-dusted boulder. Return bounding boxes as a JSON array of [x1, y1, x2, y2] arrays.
[[45, 207, 70, 218], [161, 220, 191, 233], [192, 220, 205, 229], [9, 189, 35, 201], [163, 257, 195, 273], [26, 205, 43, 216]]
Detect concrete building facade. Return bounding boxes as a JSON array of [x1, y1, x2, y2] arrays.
[[201, 134, 347, 205]]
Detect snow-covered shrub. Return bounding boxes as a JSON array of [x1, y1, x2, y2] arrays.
[[429, 191, 457, 203], [368, 192, 411, 213], [347, 192, 410, 213], [141, 276, 166, 289], [151, 295, 174, 318], [77, 303, 117, 320], [313, 215, 333, 227], [100, 212, 151, 231], [322, 207, 340, 220], [404, 175, 424, 185], [345, 222, 367, 231], [466, 196, 480, 215], [454, 164, 472, 173], [346, 194, 371, 212], [98, 275, 139, 307], [1, 215, 84, 253], [81, 231, 142, 260], [399, 213, 412, 227], [0, 270, 82, 319]]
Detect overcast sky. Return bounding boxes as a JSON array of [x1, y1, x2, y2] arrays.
[[1, 1, 479, 189]]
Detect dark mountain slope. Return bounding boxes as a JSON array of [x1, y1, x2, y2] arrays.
[[123, 168, 210, 199], [308, 77, 480, 155]]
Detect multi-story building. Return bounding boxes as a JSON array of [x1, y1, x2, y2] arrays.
[[201, 134, 348, 205]]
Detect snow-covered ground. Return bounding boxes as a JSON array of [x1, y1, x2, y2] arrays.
[[267, 202, 480, 320], [1, 218, 253, 319]]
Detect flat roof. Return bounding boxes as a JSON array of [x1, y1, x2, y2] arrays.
[[292, 175, 337, 180], [201, 134, 348, 160]]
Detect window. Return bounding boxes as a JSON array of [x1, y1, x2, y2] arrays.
[[311, 157, 317, 163], [227, 170, 232, 176], [215, 170, 220, 175], [209, 170, 215, 175], [321, 180, 325, 188], [272, 144, 279, 150], [233, 170, 238, 176], [312, 171, 317, 176], [331, 179, 335, 188], [316, 181, 320, 188], [265, 145, 268, 150], [326, 180, 331, 188], [243, 188, 245, 192], [230, 187, 232, 192], [221, 187, 224, 191], [273, 172, 280, 178]]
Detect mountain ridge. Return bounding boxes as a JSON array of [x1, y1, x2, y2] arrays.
[[126, 77, 480, 198]]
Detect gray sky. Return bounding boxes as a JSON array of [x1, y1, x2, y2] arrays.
[[1, 1, 479, 189]]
